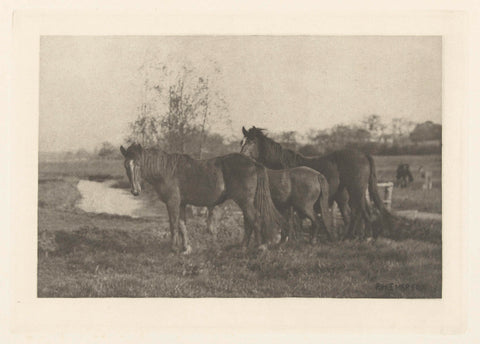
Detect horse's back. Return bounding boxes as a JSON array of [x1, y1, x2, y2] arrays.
[[216, 153, 260, 200], [287, 166, 323, 178], [288, 167, 323, 197], [176, 156, 227, 206], [218, 153, 259, 180], [328, 149, 369, 167], [326, 149, 370, 186]]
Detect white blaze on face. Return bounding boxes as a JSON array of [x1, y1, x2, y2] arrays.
[[128, 160, 141, 194]]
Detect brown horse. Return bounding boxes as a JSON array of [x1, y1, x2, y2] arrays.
[[240, 126, 393, 239], [206, 166, 333, 243], [267, 167, 333, 243], [120, 143, 284, 253]]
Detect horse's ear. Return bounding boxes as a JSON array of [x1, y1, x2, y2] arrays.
[[242, 126, 248, 136], [120, 146, 127, 157]]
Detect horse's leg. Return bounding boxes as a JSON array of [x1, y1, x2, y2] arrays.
[[239, 204, 255, 249], [344, 205, 359, 240], [280, 206, 293, 243], [206, 206, 217, 236], [302, 210, 320, 245], [244, 203, 265, 249], [166, 200, 181, 252], [335, 188, 350, 238], [179, 204, 192, 254], [344, 188, 361, 240], [358, 186, 375, 240], [346, 184, 372, 240]]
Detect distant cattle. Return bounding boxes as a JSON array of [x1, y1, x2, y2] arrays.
[[396, 164, 413, 188], [418, 166, 433, 190]]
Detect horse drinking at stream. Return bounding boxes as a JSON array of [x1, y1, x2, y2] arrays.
[[240, 126, 393, 239], [120, 143, 284, 254]]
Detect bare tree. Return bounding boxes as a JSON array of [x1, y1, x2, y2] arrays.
[[391, 117, 416, 143], [127, 108, 161, 147], [128, 54, 228, 157], [362, 114, 386, 142]]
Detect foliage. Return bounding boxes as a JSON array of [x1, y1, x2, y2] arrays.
[[409, 121, 442, 142], [298, 144, 321, 156], [126, 112, 161, 147], [309, 125, 372, 154], [302, 117, 441, 156], [127, 57, 229, 157], [362, 114, 386, 141]]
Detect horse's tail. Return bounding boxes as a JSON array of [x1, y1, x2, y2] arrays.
[[366, 154, 395, 233], [314, 173, 334, 240], [254, 164, 285, 245]]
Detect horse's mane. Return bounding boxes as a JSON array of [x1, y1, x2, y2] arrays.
[[140, 148, 181, 179], [248, 128, 305, 168]]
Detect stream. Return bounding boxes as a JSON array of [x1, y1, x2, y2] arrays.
[[76, 180, 165, 218]]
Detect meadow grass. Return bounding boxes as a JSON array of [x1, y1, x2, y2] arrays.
[[37, 155, 442, 297], [38, 209, 441, 298]]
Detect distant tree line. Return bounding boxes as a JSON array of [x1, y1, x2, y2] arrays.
[[67, 116, 440, 161], [88, 118, 440, 161], [275, 116, 441, 157]]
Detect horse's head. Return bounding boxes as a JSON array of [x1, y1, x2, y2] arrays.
[[120, 143, 143, 196], [240, 126, 265, 160]]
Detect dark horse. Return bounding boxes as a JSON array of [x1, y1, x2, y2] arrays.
[[120, 143, 284, 254], [396, 164, 413, 188], [240, 126, 393, 239]]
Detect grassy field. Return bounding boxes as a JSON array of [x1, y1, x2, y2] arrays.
[[37, 154, 442, 298], [374, 155, 442, 214]]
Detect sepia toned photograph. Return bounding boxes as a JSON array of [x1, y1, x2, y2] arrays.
[[37, 35, 442, 298]]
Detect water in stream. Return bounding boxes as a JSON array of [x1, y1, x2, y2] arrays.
[[76, 180, 165, 218]]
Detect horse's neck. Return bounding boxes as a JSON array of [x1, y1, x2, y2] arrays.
[[140, 150, 179, 180]]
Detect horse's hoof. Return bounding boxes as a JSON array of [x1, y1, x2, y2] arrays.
[[182, 245, 192, 255]]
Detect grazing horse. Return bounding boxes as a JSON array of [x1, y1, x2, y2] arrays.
[[396, 164, 414, 188], [120, 143, 284, 253], [240, 126, 393, 239], [418, 166, 433, 190]]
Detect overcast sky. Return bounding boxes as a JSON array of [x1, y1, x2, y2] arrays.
[[40, 36, 441, 152]]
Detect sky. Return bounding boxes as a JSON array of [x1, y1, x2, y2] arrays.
[[39, 36, 441, 152]]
